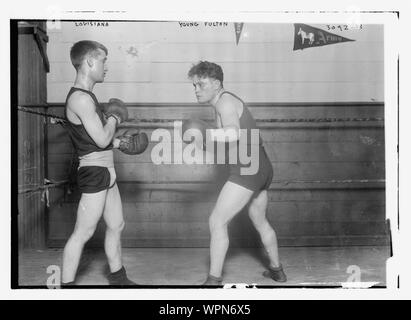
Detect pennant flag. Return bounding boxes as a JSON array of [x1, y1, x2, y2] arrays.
[[293, 23, 354, 50], [234, 23, 244, 45]]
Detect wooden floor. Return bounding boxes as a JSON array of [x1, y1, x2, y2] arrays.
[[18, 246, 390, 287]]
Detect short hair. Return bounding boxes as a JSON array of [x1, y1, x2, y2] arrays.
[[70, 40, 108, 70], [188, 61, 224, 84]]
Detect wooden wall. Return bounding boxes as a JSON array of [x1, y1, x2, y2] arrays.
[[45, 21, 386, 247], [46, 102, 386, 247], [46, 21, 383, 103], [17, 21, 48, 248]]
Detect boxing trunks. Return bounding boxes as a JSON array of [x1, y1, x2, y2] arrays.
[[65, 87, 116, 194]]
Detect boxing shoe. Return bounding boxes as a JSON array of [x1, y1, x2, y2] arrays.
[[263, 264, 287, 282], [107, 266, 137, 286], [60, 281, 76, 288]]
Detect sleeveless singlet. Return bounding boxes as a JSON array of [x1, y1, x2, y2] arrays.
[[218, 91, 263, 146], [217, 91, 273, 193], [64, 87, 112, 157]]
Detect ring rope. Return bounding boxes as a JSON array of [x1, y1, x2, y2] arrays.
[[18, 178, 383, 193], [275, 178, 385, 185], [18, 179, 69, 194], [18, 178, 384, 208], [128, 179, 385, 184], [18, 106, 67, 124], [18, 179, 69, 207], [17, 106, 384, 124]]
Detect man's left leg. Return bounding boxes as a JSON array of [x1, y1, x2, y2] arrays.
[[103, 182, 136, 285]]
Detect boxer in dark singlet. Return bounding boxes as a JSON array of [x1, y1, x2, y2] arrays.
[[65, 87, 117, 193], [187, 61, 287, 285], [61, 40, 135, 286], [220, 91, 274, 194]]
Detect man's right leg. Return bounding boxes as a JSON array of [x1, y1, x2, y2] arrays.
[[61, 189, 107, 283], [248, 190, 287, 282], [248, 190, 279, 267]]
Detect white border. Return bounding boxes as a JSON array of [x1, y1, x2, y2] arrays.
[[2, 0, 410, 300]]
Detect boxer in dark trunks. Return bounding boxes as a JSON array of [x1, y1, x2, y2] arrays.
[[61, 40, 137, 286], [187, 61, 287, 285]]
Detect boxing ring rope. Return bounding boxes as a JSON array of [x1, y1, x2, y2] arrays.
[[17, 105, 386, 201], [18, 106, 384, 132], [18, 105, 384, 125], [18, 106, 67, 123]]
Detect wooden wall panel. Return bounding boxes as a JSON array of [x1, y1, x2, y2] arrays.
[[44, 20, 386, 247], [47, 82, 384, 103], [47, 22, 383, 44], [46, 103, 387, 247], [17, 21, 48, 248], [48, 42, 384, 63], [46, 22, 383, 103], [47, 142, 385, 163], [49, 61, 383, 83]]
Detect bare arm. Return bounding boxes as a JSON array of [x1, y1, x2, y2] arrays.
[[68, 93, 117, 148], [211, 96, 241, 143]]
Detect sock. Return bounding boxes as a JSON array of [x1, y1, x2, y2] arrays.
[[269, 264, 283, 271], [107, 266, 136, 285], [208, 274, 223, 282]]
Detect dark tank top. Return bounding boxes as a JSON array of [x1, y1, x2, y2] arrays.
[[219, 91, 263, 146], [64, 87, 112, 157]]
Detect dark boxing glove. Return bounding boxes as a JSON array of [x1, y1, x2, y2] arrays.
[[117, 128, 149, 155], [106, 98, 128, 124], [182, 119, 216, 149]]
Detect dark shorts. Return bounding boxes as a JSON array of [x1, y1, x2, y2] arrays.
[[77, 166, 116, 194], [227, 146, 273, 195]]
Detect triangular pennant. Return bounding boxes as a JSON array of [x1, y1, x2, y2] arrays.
[[234, 23, 244, 45], [293, 23, 355, 50]]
